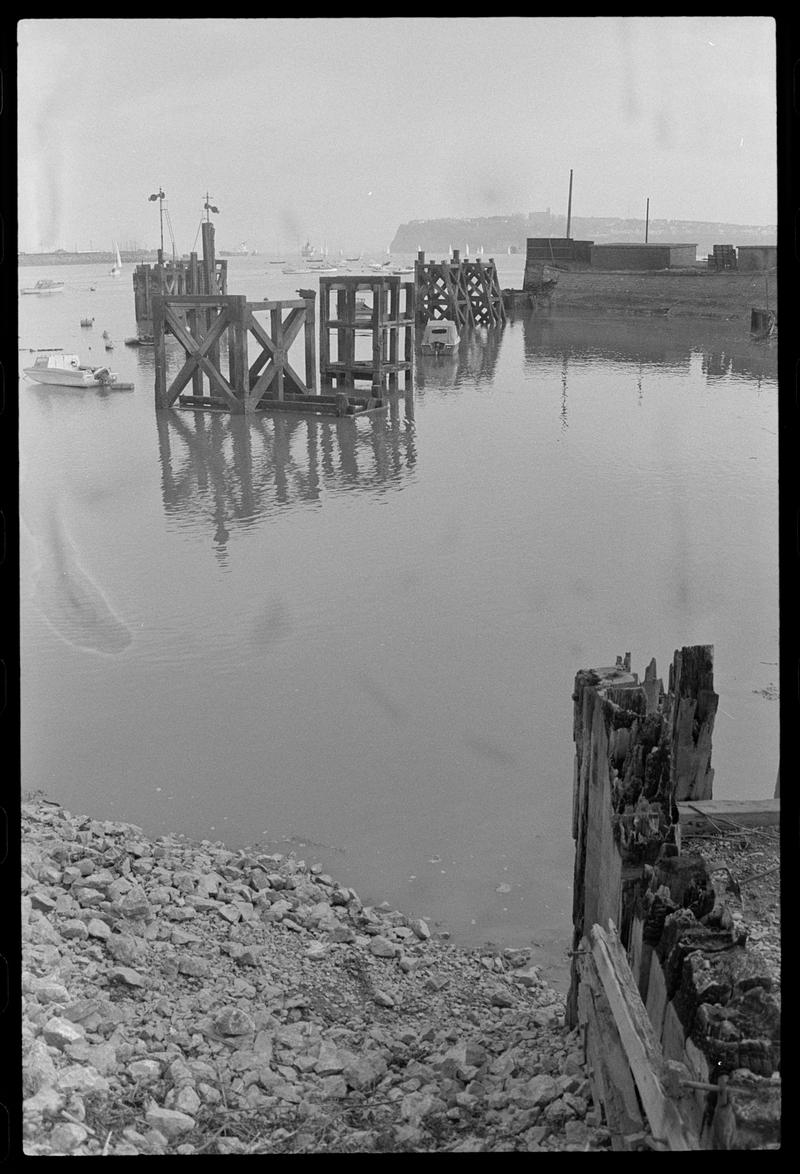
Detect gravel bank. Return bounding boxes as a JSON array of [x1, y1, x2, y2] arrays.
[[21, 794, 611, 1155]]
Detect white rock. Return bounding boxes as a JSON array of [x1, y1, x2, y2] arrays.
[[87, 918, 111, 940], [48, 1122, 89, 1151], [129, 1059, 161, 1082], [175, 1085, 202, 1116], [22, 1039, 59, 1093], [42, 1017, 86, 1049], [59, 1064, 111, 1095], [144, 1106, 196, 1138], [369, 935, 398, 958]]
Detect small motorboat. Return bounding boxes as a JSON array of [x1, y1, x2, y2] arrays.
[[23, 352, 119, 387], [21, 278, 65, 295], [420, 320, 460, 355], [81, 317, 94, 327]]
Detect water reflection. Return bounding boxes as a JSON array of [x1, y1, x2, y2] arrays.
[[155, 394, 416, 560], [522, 315, 692, 371], [522, 314, 776, 384], [416, 324, 506, 391]]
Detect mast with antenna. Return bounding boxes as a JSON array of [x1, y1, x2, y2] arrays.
[[148, 187, 166, 262]]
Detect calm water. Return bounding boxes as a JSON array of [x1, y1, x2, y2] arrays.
[[19, 257, 779, 983]]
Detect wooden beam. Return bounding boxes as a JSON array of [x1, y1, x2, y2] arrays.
[[677, 799, 779, 835], [588, 922, 698, 1150], [577, 953, 644, 1148]]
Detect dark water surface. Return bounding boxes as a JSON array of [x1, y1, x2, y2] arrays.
[[19, 257, 778, 982]]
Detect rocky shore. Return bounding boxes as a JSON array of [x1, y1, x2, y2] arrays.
[[21, 794, 610, 1155]]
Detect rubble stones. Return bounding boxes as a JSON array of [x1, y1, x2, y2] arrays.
[[21, 794, 609, 1156]]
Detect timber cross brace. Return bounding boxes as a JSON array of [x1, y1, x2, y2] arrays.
[[153, 292, 317, 414], [414, 252, 507, 329]]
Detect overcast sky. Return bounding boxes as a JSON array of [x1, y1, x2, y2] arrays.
[[17, 16, 777, 254]]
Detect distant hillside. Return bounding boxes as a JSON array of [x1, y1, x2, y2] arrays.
[[391, 214, 776, 258]]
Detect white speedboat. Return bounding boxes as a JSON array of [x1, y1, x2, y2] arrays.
[[23, 352, 118, 387], [21, 278, 65, 295]]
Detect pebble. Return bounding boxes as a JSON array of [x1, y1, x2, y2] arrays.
[[21, 794, 608, 1155]]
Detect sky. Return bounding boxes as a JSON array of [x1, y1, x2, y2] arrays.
[[17, 16, 777, 254]]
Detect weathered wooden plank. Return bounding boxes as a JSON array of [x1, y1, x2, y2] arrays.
[[249, 299, 308, 311], [677, 799, 779, 835], [577, 953, 644, 1148], [589, 922, 698, 1150], [255, 396, 385, 417]]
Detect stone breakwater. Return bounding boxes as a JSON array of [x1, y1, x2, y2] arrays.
[[21, 795, 612, 1155]]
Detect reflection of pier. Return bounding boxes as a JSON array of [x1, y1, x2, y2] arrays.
[[415, 324, 506, 392], [522, 315, 693, 371], [155, 394, 416, 557], [523, 315, 776, 385]]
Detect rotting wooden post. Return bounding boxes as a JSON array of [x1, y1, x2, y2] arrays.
[[405, 279, 415, 388], [188, 252, 203, 398], [337, 287, 349, 390], [270, 305, 285, 402], [201, 221, 221, 374], [226, 295, 247, 403], [372, 282, 384, 393], [303, 293, 317, 394], [318, 283, 330, 387], [153, 293, 168, 408], [668, 646, 717, 802]]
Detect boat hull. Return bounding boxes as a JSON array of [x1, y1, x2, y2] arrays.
[[24, 367, 115, 388], [25, 370, 102, 388]]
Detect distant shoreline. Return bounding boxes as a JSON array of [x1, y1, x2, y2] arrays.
[[19, 252, 161, 267]]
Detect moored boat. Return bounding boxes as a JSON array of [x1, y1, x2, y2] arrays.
[[420, 319, 460, 355], [21, 278, 65, 295], [23, 352, 119, 387]]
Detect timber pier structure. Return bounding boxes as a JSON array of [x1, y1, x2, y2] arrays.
[[413, 249, 506, 329]]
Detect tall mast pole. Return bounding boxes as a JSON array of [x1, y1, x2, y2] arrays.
[[645, 197, 650, 243], [566, 169, 573, 240]]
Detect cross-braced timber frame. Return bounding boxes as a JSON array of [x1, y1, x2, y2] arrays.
[[319, 275, 414, 393], [153, 292, 318, 414], [414, 250, 506, 329]]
